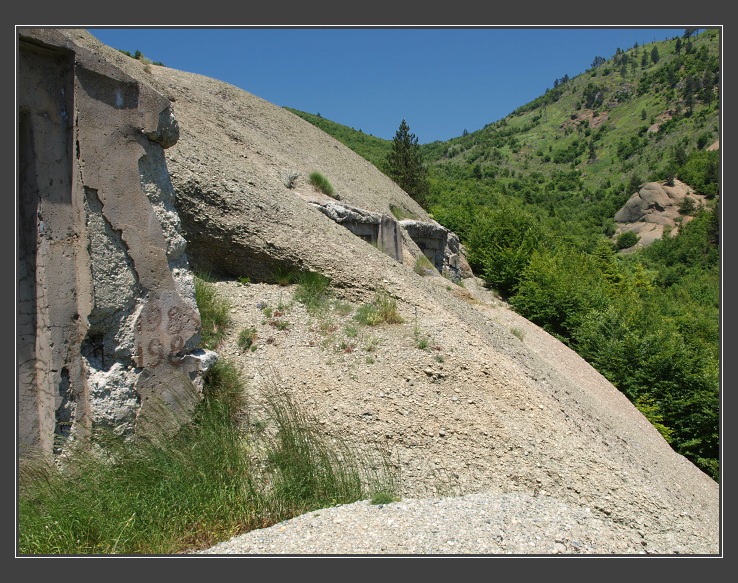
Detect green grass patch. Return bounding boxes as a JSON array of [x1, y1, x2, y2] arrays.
[[413, 254, 436, 276], [194, 273, 231, 349], [308, 171, 336, 198], [354, 290, 404, 326], [238, 327, 258, 351], [389, 204, 419, 221], [293, 271, 332, 316], [17, 361, 400, 555]]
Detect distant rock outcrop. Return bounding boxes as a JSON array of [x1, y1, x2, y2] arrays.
[[613, 179, 708, 247]]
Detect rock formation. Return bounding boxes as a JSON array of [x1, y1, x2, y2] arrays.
[[17, 28, 213, 456], [613, 179, 709, 247]]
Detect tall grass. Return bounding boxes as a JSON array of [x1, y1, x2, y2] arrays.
[[18, 362, 260, 554], [18, 361, 399, 555], [18, 279, 399, 555], [194, 273, 231, 349], [308, 171, 336, 198], [293, 271, 332, 316], [354, 289, 404, 326]]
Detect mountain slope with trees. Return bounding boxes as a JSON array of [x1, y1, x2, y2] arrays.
[[289, 28, 721, 480]]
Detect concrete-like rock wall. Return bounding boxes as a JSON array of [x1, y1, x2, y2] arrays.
[[309, 201, 403, 263], [400, 219, 473, 281], [17, 29, 210, 456]]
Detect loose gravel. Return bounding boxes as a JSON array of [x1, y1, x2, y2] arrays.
[[195, 492, 656, 555]]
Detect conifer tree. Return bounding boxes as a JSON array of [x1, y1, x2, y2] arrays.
[[385, 119, 430, 209]]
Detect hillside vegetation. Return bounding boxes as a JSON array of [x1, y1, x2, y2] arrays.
[[288, 28, 721, 480]]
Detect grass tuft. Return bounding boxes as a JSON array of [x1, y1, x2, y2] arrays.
[[293, 271, 332, 316], [194, 273, 231, 349], [308, 171, 336, 198], [354, 290, 404, 326]]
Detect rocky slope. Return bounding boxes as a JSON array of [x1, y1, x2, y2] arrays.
[[67, 29, 719, 554]]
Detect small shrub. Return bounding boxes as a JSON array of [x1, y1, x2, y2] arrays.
[[511, 327, 525, 341], [309, 171, 336, 198], [354, 290, 403, 326], [354, 303, 382, 326], [238, 327, 257, 351], [237, 276, 250, 285], [679, 196, 697, 216], [616, 230, 640, 250], [294, 271, 332, 316], [413, 255, 436, 276], [373, 290, 403, 324]]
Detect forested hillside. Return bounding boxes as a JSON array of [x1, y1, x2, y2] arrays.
[[286, 28, 720, 480]]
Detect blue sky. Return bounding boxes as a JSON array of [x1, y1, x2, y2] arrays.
[[87, 26, 690, 144]]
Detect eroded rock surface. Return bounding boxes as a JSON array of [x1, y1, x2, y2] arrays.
[[17, 28, 212, 455], [613, 179, 709, 247]]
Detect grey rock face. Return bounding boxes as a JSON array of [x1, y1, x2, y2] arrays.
[[17, 28, 209, 456], [613, 180, 709, 247]]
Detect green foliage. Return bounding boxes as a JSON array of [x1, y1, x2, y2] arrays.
[[386, 119, 430, 208], [293, 271, 332, 316], [354, 290, 404, 326], [308, 171, 336, 198], [194, 273, 231, 349], [465, 202, 546, 298], [634, 395, 674, 444], [616, 230, 640, 249], [677, 149, 719, 197], [237, 327, 258, 351], [510, 247, 611, 341]]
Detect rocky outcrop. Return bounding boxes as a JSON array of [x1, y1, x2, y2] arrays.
[[400, 219, 473, 282], [613, 179, 708, 247], [17, 29, 212, 456], [308, 200, 403, 263]]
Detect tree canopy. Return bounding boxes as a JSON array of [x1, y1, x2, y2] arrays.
[[385, 119, 430, 208]]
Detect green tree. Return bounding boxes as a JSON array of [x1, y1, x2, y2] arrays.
[[385, 119, 430, 208], [651, 46, 660, 64]]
